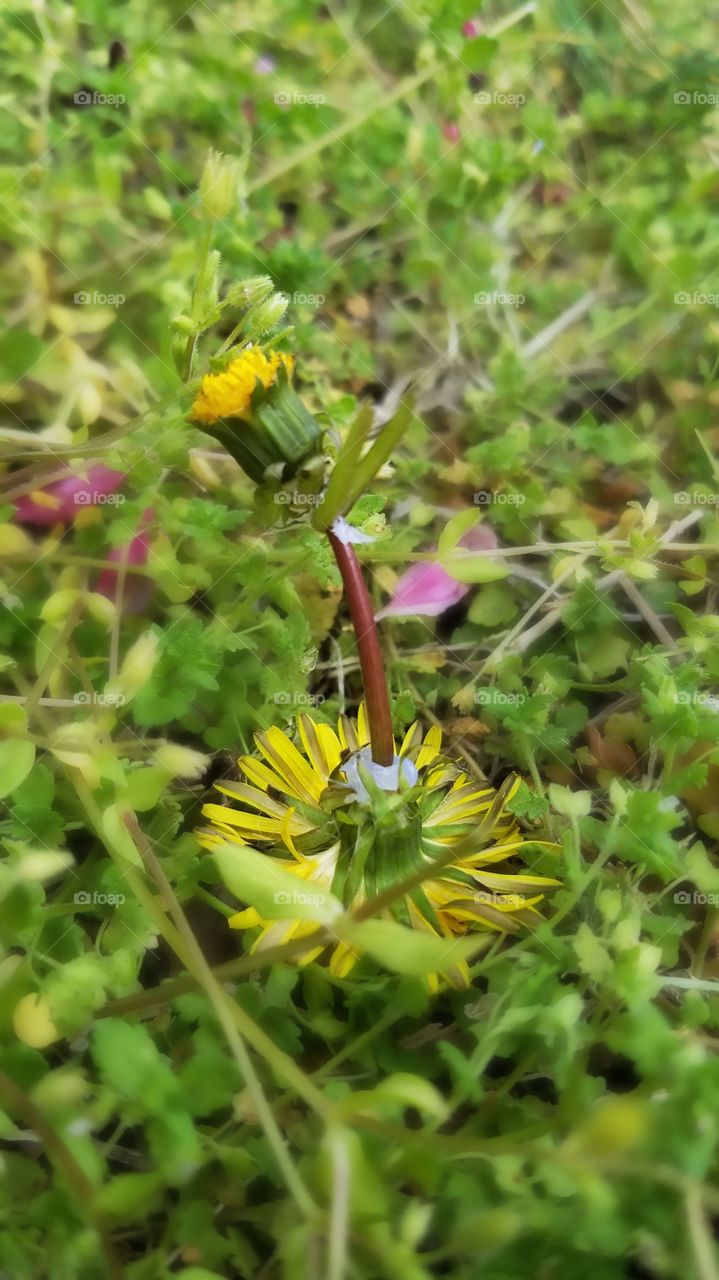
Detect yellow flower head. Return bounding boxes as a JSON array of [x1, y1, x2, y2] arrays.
[[191, 348, 295, 426], [199, 707, 560, 987]]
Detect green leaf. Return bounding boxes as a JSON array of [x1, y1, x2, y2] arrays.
[[338, 917, 490, 976], [314, 400, 414, 527], [573, 924, 613, 981], [124, 765, 172, 811], [437, 508, 481, 555], [440, 552, 510, 584], [0, 330, 45, 381], [95, 1172, 164, 1222], [336, 1072, 448, 1120], [213, 842, 343, 926], [467, 584, 518, 627], [92, 1020, 202, 1182], [0, 740, 35, 800], [548, 784, 592, 819], [101, 804, 141, 866], [3, 764, 65, 845]]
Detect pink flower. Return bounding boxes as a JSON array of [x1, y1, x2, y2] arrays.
[[376, 522, 498, 619], [376, 562, 467, 619], [462, 17, 483, 37], [443, 122, 460, 144], [96, 508, 155, 615], [13, 466, 125, 527]]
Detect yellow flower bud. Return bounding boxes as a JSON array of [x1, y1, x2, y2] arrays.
[[41, 588, 81, 623], [105, 629, 159, 703], [13, 993, 60, 1048], [154, 742, 210, 779]]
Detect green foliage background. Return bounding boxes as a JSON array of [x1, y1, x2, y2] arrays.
[[1, 0, 719, 1276]]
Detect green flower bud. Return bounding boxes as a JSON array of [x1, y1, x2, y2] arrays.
[[244, 291, 289, 339], [199, 149, 240, 221], [225, 275, 274, 308]]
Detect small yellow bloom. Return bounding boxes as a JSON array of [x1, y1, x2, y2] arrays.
[[191, 348, 295, 426]]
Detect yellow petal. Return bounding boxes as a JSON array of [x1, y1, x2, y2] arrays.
[[473, 871, 561, 890], [357, 703, 370, 746], [415, 725, 442, 769], [298, 714, 342, 779], [280, 806, 303, 859], [342, 716, 360, 753], [239, 754, 291, 796], [255, 726, 325, 805], [229, 907, 263, 929], [329, 941, 360, 979], [215, 780, 291, 819], [399, 721, 422, 756], [201, 802, 284, 838]]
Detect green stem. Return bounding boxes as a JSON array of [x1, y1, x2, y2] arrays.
[[182, 222, 213, 382], [326, 1127, 351, 1280], [122, 813, 325, 1217]]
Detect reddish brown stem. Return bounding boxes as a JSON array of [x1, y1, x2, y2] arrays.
[[328, 530, 394, 766]]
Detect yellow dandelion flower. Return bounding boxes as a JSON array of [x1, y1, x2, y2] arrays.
[[191, 348, 295, 426], [189, 347, 322, 485], [199, 707, 560, 987]]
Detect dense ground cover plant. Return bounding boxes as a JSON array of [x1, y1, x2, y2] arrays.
[[1, 0, 719, 1277]]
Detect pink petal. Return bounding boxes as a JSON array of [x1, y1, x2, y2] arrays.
[[14, 466, 125, 527], [96, 508, 155, 615], [376, 563, 469, 619], [459, 524, 498, 552], [375, 520, 499, 619]]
